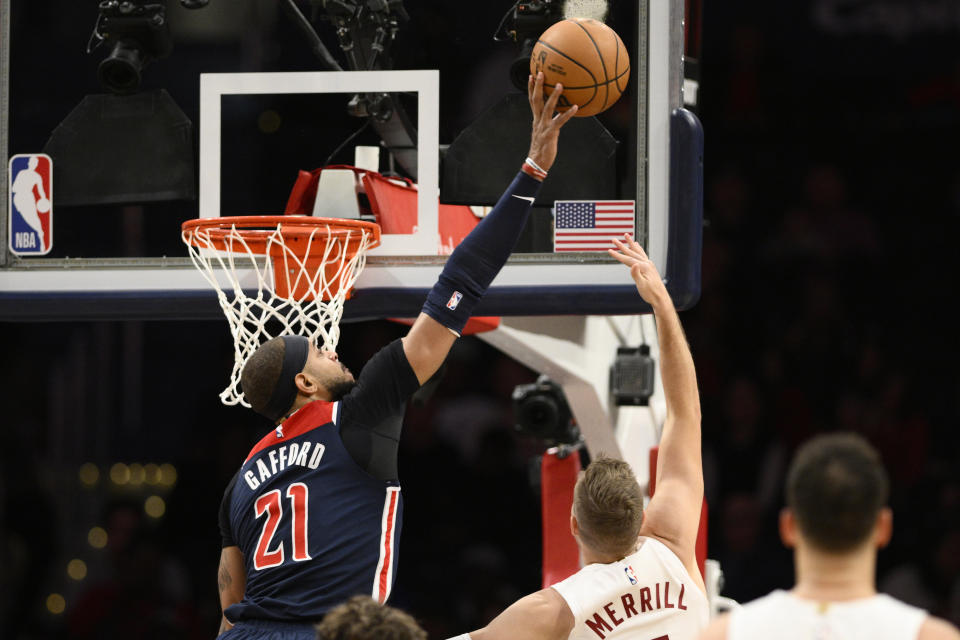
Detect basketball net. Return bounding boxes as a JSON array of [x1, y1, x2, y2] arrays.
[[181, 216, 380, 407]]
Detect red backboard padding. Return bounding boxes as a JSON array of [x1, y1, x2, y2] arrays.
[[541, 449, 582, 588]]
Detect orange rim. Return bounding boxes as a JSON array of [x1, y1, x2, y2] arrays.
[[182, 216, 381, 255]]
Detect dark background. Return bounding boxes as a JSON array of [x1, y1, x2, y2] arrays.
[[2, 0, 959, 638]]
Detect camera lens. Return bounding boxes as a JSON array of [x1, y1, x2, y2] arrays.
[[98, 40, 145, 93], [517, 394, 561, 438], [509, 38, 537, 91]]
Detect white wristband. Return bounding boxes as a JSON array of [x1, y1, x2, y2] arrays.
[[525, 157, 547, 174]]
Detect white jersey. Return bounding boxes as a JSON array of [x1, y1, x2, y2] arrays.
[[729, 590, 928, 640], [552, 537, 709, 640]]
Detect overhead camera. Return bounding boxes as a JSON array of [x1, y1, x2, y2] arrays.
[[318, 0, 408, 68], [497, 0, 564, 90], [88, 0, 208, 94], [609, 346, 656, 406], [512, 375, 580, 446]]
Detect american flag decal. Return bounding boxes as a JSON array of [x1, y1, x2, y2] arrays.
[[553, 200, 636, 252]]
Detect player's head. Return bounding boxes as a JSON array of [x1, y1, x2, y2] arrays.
[[783, 432, 891, 554], [28, 156, 38, 169], [571, 455, 645, 560], [241, 335, 355, 422], [314, 595, 427, 640]]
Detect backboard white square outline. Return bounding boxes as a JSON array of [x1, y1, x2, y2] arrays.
[[199, 70, 439, 256]]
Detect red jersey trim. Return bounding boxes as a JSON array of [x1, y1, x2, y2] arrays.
[[245, 400, 336, 463], [373, 486, 401, 603]]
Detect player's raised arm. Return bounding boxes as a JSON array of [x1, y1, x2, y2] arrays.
[[448, 588, 574, 640], [608, 235, 704, 579], [401, 72, 577, 384]]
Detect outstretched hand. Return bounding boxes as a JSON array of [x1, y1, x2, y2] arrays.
[[608, 234, 671, 310], [526, 72, 578, 173]]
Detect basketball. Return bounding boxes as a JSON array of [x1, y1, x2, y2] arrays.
[[36, 197, 50, 213], [530, 18, 630, 118]]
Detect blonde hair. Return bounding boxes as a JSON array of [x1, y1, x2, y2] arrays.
[[573, 455, 645, 558]]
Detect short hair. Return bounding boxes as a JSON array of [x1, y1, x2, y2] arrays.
[[315, 596, 427, 640], [240, 337, 285, 415], [573, 455, 645, 558], [786, 433, 890, 552]]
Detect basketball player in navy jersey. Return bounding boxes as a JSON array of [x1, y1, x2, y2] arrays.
[[447, 235, 710, 640], [699, 433, 959, 640], [214, 72, 578, 639]]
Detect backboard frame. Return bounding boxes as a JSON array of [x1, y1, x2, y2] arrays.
[[0, 0, 701, 321]]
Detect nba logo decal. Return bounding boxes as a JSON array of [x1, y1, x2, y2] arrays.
[[446, 291, 463, 310], [8, 153, 53, 256], [624, 565, 638, 585]]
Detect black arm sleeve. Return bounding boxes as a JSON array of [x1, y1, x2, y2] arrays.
[[339, 338, 421, 482], [219, 471, 240, 548]]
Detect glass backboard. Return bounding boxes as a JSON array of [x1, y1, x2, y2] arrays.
[[0, 0, 701, 321]]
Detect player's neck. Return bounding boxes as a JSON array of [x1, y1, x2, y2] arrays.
[[580, 544, 627, 567], [792, 540, 877, 602]]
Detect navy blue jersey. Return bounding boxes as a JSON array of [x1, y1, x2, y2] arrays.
[[220, 339, 419, 624]]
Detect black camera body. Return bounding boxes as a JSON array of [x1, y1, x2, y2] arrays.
[[92, 1, 173, 93], [610, 346, 656, 406], [510, 0, 563, 40], [512, 375, 579, 446], [505, 0, 564, 90]]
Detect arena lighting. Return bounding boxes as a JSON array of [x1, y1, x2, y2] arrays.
[[609, 345, 655, 406], [41, 1, 207, 205], [512, 375, 581, 446]]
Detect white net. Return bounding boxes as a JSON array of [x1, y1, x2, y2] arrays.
[[182, 217, 378, 407]]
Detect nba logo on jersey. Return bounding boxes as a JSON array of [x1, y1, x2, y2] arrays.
[[446, 291, 463, 310], [8, 153, 53, 256], [624, 565, 638, 585]]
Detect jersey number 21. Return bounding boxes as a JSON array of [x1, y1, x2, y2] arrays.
[[253, 483, 311, 570]]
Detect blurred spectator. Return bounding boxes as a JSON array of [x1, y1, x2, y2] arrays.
[[315, 595, 427, 640]]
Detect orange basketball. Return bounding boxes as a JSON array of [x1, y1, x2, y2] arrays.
[[530, 18, 630, 118]]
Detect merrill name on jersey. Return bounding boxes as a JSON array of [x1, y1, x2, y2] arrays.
[[244, 442, 326, 490], [583, 580, 689, 639]]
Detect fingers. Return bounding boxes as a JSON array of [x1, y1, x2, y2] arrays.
[[611, 235, 647, 261], [543, 82, 566, 119], [529, 72, 544, 119], [553, 102, 579, 126], [607, 247, 636, 266]]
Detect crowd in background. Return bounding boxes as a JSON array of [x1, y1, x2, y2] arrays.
[[2, 0, 959, 637]]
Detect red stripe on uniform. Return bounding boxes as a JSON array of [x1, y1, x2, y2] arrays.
[[376, 488, 400, 602]]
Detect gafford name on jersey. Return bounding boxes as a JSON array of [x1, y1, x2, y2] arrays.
[[581, 580, 689, 639], [243, 441, 326, 490]]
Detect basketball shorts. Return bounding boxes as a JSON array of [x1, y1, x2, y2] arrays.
[[217, 619, 316, 640]]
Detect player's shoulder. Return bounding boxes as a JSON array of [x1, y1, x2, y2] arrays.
[[699, 613, 730, 640], [516, 588, 575, 638], [636, 535, 708, 595], [865, 593, 929, 618], [917, 616, 960, 640], [725, 590, 793, 631], [735, 590, 791, 612]]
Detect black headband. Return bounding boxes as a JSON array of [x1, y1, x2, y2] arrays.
[[261, 335, 310, 422]]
